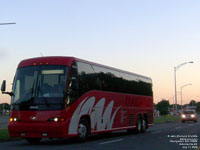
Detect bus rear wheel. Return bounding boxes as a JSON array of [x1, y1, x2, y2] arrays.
[[78, 118, 89, 141], [141, 118, 146, 133], [136, 116, 142, 133]]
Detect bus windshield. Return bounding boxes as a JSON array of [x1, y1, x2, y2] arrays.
[[11, 65, 68, 110]]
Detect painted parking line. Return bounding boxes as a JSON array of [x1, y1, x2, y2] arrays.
[[99, 139, 124, 145]]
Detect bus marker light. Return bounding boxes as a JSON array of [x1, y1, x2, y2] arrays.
[[60, 118, 64, 122], [10, 118, 13, 122]]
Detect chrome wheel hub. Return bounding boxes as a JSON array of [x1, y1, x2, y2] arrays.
[[138, 120, 141, 131], [143, 120, 146, 129], [78, 124, 87, 138]]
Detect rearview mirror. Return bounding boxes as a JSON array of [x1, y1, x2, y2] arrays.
[[1, 80, 14, 96], [1, 80, 6, 92]]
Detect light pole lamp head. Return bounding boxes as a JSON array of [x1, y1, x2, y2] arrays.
[[189, 61, 193, 64], [181, 83, 192, 89]]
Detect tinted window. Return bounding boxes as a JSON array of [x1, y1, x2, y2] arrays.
[[67, 62, 79, 105], [77, 62, 98, 96], [77, 62, 153, 96]]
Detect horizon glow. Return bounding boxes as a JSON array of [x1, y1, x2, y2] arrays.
[[1, 0, 200, 104]]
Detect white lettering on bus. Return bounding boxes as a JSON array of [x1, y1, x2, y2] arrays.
[[68, 96, 121, 134]]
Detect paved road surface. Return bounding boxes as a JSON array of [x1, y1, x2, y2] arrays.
[[0, 116, 199, 150]]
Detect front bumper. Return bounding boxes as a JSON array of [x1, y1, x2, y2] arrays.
[[8, 122, 73, 138], [181, 117, 197, 121]]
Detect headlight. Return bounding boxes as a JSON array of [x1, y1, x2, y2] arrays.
[[10, 117, 20, 122], [54, 118, 59, 122], [48, 117, 65, 122], [182, 114, 186, 118], [191, 114, 195, 118]]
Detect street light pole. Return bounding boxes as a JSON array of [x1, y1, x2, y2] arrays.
[[174, 61, 193, 114], [0, 23, 16, 25], [180, 84, 192, 112], [168, 96, 175, 114], [174, 67, 177, 113]]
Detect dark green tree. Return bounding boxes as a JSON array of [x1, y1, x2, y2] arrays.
[[196, 102, 200, 114], [189, 100, 196, 106], [0, 103, 10, 111], [156, 99, 170, 116]]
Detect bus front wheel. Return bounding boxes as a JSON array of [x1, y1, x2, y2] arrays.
[[78, 118, 89, 141]]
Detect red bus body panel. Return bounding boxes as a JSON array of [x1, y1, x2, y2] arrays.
[[8, 91, 153, 138], [8, 57, 153, 138]]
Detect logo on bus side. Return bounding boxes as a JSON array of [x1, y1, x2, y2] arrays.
[[69, 96, 121, 134], [30, 116, 37, 120]]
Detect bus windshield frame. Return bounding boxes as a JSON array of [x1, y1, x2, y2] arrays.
[[11, 65, 69, 111]]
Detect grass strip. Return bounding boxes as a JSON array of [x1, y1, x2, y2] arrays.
[[154, 115, 181, 124], [0, 129, 20, 141]]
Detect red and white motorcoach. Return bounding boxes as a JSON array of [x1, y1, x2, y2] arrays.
[[1, 56, 153, 143]]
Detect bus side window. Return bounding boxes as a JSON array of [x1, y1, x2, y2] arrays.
[[67, 63, 78, 105], [77, 62, 96, 96]]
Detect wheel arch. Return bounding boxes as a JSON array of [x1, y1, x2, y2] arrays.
[[79, 115, 91, 134]]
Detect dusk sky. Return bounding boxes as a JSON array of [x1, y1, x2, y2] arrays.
[[1, 0, 200, 105]]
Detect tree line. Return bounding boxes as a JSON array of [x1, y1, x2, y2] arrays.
[[155, 99, 200, 116], [0, 103, 10, 114]]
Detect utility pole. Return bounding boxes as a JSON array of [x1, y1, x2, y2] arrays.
[[174, 61, 193, 113], [0, 23, 16, 25]]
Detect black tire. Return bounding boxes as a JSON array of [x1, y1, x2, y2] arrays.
[[136, 115, 142, 134], [194, 120, 197, 123], [182, 120, 185, 123], [26, 138, 41, 144], [141, 117, 147, 133], [78, 118, 89, 141]]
